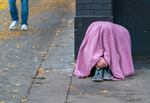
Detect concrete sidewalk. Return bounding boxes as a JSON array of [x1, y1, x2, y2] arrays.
[[28, 10, 74, 103], [0, 0, 75, 103], [1, 0, 150, 103], [67, 69, 150, 103]]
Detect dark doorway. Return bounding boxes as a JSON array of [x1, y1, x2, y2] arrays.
[[114, 0, 150, 55]]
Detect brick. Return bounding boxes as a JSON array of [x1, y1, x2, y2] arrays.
[[76, 10, 112, 16], [77, 0, 112, 4], [76, 4, 85, 10], [84, 4, 103, 10], [77, 4, 112, 10], [103, 4, 112, 10]]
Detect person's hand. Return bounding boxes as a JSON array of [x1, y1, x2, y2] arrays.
[[96, 58, 107, 68]]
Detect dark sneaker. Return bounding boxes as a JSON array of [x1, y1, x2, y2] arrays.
[[92, 68, 104, 82], [103, 67, 112, 81]]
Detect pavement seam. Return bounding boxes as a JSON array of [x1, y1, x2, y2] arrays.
[[65, 67, 75, 103], [24, 8, 68, 103], [24, 12, 74, 103], [25, 27, 60, 102]]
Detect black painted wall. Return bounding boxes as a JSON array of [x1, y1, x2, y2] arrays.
[[114, 0, 150, 55], [75, 0, 113, 59]]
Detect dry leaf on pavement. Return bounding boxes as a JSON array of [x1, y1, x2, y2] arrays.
[[100, 89, 109, 94], [37, 67, 45, 77], [0, 101, 5, 103], [21, 96, 27, 103], [15, 82, 21, 87]]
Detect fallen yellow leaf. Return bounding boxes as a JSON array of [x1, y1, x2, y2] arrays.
[[0, 100, 5, 103], [100, 89, 109, 94], [37, 67, 45, 77]]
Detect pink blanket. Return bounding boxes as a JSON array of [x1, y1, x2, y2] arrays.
[[74, 21, 135, 80]]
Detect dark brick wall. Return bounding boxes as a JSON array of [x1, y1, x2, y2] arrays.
[[76, 0, 112, 16], [75, 0, 113, 58]]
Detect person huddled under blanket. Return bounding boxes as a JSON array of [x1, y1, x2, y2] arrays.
[[74, 21, 135, 82]]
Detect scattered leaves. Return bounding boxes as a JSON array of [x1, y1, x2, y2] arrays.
[[68, 20, 73, 24], [60, 58, 64, 62], [32, 45, 40, 49], [16, 43, 25, 48], [0, 0, 75, 42], [38, 52, 47, 56], [3, 68, 9, 72], [45, 70, 50, 73], [15, 82, 21, 87], [100, 89, 109, 94], [12, 89, 19, 93], [8, 64, 17, 69], [0, 101, 5, 103], [12, 95, 16, 98], [30, 0, 75, 17], [21, 96, 27, 103]]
